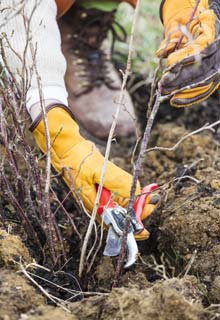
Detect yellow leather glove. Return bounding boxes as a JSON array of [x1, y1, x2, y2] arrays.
[[157, 0, 220, 107], [135, 192, 161, 241], [31, 105, 160, 240]]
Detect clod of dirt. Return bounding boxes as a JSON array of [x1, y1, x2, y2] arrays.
[[0, 229, 33, 269], [142, 123, 215, 183], [70, 276, 204, 320], [155, 124, 213, 161], [120, 270, 151, 289], [0, 270, 44, 320], [196, 166, 220, 188], [69, 295, 105, 320], [158, 186, 220, 280], [22, 306, 78, 320], [101, 278, 204, 320], [192, 245, 220, 280], [94, 257, 153, 291], [210, 276, 220, 303], [94, 256, 115, 290], [159, 192, 220, 254]]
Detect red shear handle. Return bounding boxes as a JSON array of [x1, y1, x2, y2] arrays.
[[97, 184, 158, 219], [133, 183, 158, 226], [97, 187, 115, 216]]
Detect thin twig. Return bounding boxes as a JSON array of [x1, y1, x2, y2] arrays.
[[30, 44, 51, 195], [145, 121, 220, 153], [19, 263, 71, 313], [112, 82, 163, 287], [0, 2, 66, 265], [78, 0, 140, 277], [147, 60, 162, 118], [183, 249, 197, 277], [24, 262, 109, 297]]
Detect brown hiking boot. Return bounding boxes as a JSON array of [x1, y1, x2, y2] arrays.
[[59, 5, 136, 140]]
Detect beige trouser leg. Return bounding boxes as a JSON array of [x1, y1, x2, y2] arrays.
[[0, 0, 68, 119]]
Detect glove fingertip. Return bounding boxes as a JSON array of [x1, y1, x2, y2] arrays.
[[135, 228, 150, 241], [141, 203, 157, 221]]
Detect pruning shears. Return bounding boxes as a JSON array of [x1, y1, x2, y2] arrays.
[[97, 183, 158, 268]]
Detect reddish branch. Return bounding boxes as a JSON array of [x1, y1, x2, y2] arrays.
[[112, 84, 162, 287], [112, 0, 203, 288]]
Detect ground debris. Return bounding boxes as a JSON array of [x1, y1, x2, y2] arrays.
[[68, 277, 205, 320], [0, 270, 44, 320], [1, 80, 220, 319], [158, 185, 220, 281], [69, 295, 105, 320], [0, 229, 33, 269], [21, 306, 78, 320]]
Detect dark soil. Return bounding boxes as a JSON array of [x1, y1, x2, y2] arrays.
[[1, 80, 220, 319]]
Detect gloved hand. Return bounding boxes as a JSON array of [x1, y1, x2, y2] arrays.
[[157, 0, 220, 107], [31, 105, 160, 240]]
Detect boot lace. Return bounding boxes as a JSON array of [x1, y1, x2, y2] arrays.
[[63, 7, 127, 96]]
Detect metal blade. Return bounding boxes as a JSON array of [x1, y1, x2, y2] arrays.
[[124, 232, 138, 268], [103, 226, 121, 256]]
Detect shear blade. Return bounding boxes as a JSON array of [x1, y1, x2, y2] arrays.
[[103, 226, 121, 256], [124, 232, 138, 268]]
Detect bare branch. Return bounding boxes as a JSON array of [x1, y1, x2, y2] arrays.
[[78, 0, 140, 277], [146, 120, 220, 154]]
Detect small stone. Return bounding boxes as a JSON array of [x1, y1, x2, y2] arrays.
[[210, 179, 220, 190]]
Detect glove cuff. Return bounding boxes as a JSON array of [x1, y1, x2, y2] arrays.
[[29, 103, 75, 132]]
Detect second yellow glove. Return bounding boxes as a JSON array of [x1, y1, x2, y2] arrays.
[[157, 0, 220, 107]]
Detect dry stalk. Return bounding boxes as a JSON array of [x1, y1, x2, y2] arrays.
[[139, 254, 170, 280], [183, 249, 197, 277], [112, 82, 163, 287], [50, 187, 82, 241], [18, 263, 71, 313], [146, 120, 220, 154], [112, 0, 215, 287], [0, 2, 75, 267], [26, 2, 62, 263], [78, 0, 141, 277], [86, 221, 104, 274], [18, 262, 109, 302]]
